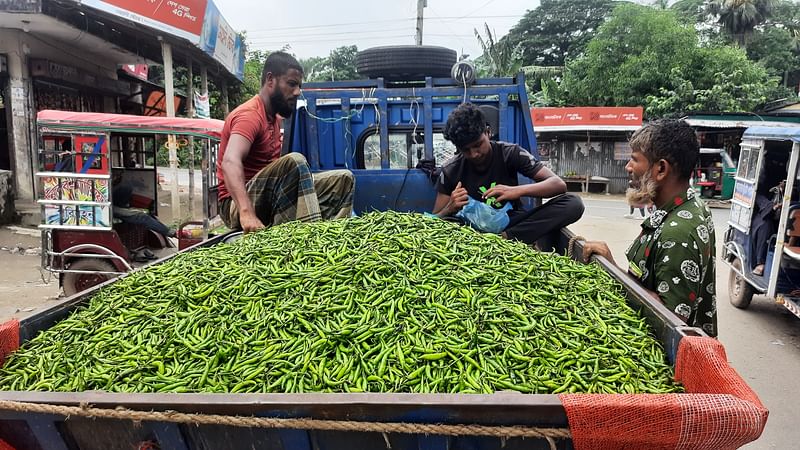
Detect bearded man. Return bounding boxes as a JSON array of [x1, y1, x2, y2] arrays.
[[217, 51, 355, 233], [583, 120, 717, 337]]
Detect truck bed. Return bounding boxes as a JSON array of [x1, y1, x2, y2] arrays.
[[0, 228, 743, 450]]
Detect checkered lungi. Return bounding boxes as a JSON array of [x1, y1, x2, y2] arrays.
[[220, 153, 354, 230]]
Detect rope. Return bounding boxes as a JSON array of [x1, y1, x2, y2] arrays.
[[0, 400, 570, 448], [567, 235, 586, 260]]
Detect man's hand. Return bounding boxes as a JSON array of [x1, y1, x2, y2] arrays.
[[239, 210, 266, 234], [582, 240, 615, 264], [444, 182, 469, 215], [482, 184, 521, 203]]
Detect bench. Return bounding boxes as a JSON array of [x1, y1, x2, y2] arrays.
[[562, 175, 610, 195]]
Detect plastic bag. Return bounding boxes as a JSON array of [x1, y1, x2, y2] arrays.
[[456, 197, 512, 234]]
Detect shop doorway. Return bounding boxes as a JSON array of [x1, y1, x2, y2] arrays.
[[0, 74, 10, 170]]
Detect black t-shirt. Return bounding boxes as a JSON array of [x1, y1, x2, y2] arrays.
[[436, 141, 543, 211]]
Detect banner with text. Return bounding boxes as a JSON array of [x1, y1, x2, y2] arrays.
[[81, 0, 207, 43], [532, 107, 643, 129], [199, 0, 244, 80]]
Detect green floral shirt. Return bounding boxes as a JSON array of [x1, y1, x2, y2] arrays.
[[625, 188, 717, 337]]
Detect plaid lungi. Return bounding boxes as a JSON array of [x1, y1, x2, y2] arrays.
[[220, 153, 354, 230]]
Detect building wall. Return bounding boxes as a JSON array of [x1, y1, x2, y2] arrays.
[[545, 140, 631, 194], [0, 28, 121, 202]]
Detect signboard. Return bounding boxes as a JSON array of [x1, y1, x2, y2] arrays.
[[121, 64, 149, 81], [199, 0, 244, 80], [613, 141, 632, 161], [532, 107, 643, 130], [81, 0, 207, 42]]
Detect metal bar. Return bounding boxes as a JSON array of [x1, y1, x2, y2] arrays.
[[36, 172, 110, 179], [423, 84, 434, 160], [379, 94, 389, 170], [342, 97, 352, 168], [305, 86, 521, 100], [516, 72, 537, 154], [38, 225, 113, 231], [306, 98, 321, 170], [27, 416, 70, 450], [302, 78, 516, 90], [769, 141, 797, 297], [152, 422, 191, 450]]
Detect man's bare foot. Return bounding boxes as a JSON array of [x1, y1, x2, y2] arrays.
[[753, 264, 765, 276]]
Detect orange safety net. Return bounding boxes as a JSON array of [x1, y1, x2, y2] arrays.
[[561, 336, 768, 450], [0, 319, 19, 368]]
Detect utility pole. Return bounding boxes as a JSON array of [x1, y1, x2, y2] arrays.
[[415, 0, 426, 45]]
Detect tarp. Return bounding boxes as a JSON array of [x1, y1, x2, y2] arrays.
[[36, 110, 224, 139], [743, 125, 800, 143]]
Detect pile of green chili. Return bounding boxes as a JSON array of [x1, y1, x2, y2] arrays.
[[0, 211, 681, 394]]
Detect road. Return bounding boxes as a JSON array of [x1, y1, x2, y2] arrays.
[[0, 194, 796, 448], [572, 195, 799, 450]]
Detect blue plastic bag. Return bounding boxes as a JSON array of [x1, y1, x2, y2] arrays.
[[456, 197, 512, 234]]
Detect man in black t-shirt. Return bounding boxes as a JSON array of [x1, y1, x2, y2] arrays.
[[433, 103, 584, 249]]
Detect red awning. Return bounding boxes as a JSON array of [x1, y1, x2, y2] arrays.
[[532, 107, 643, 132], [37, 110, 224, 139]]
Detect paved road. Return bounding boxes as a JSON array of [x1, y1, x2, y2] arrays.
[[573, 195, 799, 450]]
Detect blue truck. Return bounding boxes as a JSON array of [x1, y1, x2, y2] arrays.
[[0, 48, 765, 450]]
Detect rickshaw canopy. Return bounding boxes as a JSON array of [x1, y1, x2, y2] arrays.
[[36, 110, 224, 140], [742, 126, 800, 143]]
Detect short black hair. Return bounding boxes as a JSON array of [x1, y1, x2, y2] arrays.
[[261, 51, 303, 86], [629, 119, 699, 180], [443, 103, 488, 150]]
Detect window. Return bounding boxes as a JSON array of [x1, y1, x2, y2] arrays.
[[359, 130, 457, 169]]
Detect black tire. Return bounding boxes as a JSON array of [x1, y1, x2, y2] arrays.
[[729, 258, 755, 309], [62, 258, 119, 298], [356, 45, 457, 80]]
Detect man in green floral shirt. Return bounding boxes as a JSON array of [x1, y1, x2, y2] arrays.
[[583, 120, 717, 337]]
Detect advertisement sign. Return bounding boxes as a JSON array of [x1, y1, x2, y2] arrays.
[[194, 90, 210, 118], [532, 107, 643, 130], [199, 0, 244, 80], [81, 0, 207, 42], [121, 64, 149, 81]]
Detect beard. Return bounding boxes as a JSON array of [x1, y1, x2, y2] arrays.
[[270, 91, 295, 117], [626, 169, 658, 207]]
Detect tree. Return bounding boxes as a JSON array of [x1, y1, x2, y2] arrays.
[[556, 3, 786, 116], [646, 45, 789, 116], [707, 0, 775, 48], [500, 0, 616, 68], [474, 23, 520, 77], [559, 4, 696, 107]]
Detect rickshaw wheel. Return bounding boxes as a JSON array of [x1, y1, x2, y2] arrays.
[[729, 258, 755, 309], [62, 259, 118, 298]]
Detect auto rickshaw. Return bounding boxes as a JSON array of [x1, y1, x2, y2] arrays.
[[723, 126, 800, 320], [35, 110, 223, 296]]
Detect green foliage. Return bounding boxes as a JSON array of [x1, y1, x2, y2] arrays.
[[559, 4, 696, 107], [645, 46, 788, 116], [553, 3, 787, 117], [707, 0, 775, 48], [500, 0, 616, 67], [474, 23, 520, 77], [301, 46, 360, 82]]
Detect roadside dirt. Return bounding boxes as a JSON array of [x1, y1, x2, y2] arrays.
[[0, 227, 62, 322]]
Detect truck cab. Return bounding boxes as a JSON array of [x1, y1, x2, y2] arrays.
[[282, 65, 538, 213]]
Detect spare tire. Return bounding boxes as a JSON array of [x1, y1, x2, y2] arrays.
[[356, 45, 457, 80]]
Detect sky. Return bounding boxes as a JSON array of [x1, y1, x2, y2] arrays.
[[218, 0, 540, 60]]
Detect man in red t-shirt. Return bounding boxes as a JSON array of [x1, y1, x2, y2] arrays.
[[217, 51, 354, 232]]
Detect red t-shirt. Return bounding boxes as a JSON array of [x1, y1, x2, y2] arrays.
[[217, 95, 282, 201]]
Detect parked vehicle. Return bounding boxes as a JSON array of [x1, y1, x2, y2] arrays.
[[723, 126, 800, 319], [35, 111, 223, 296], [693, 147, 736, 199]]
